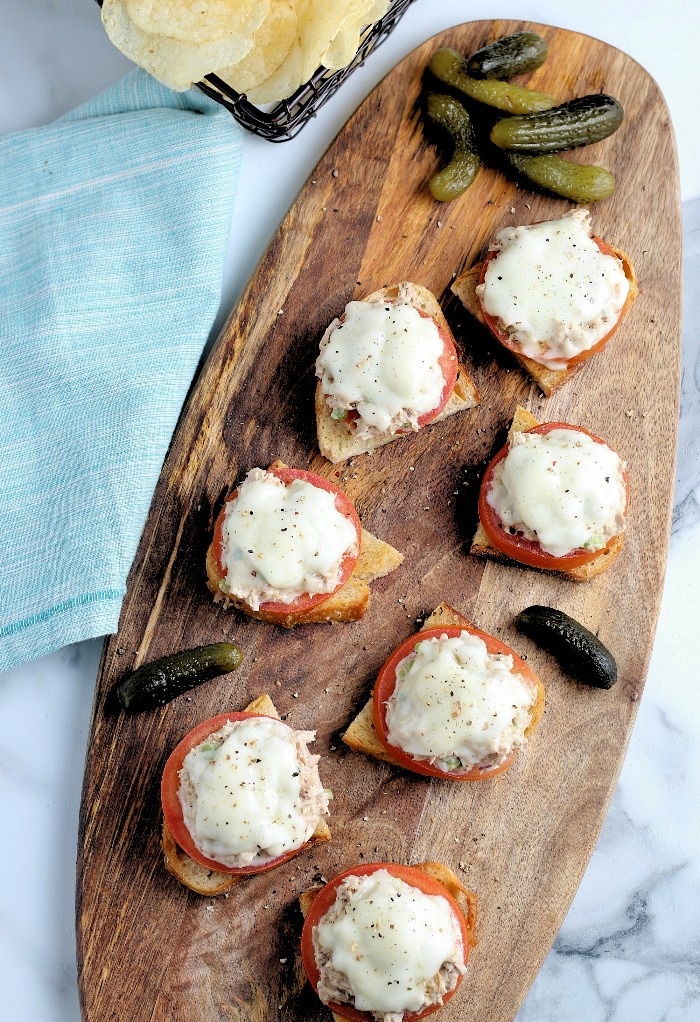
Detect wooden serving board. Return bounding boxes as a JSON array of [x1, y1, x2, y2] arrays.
[[77, 20, 681, 1022]]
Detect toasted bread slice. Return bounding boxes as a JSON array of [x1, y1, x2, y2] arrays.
[[451, 246, 637, 396], [316, 283, 481, 464], [162, 694, 331, 896], [206, 461, 403, 627], [342, 602, 544, 768], [471, 406, 625, 580]]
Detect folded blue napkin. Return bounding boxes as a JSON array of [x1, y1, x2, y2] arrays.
[[0, 70, 242, 672]]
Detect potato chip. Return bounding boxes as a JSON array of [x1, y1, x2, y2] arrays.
[[297, 0, 348, 84], [298, 0, 381, 83], [216, 0, 297, 95], [103, 0, 391, 104], [125, 0, 265, 44], [244, 39, 304, 104], [321, 0, 389, 71], [320, 25, 361, 72], [102, 0, 262, 91]]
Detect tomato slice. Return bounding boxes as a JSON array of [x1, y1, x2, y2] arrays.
[[415, 308, 459, 427], [478, 422, 628, 571], [478, 235, 634, 368], [161, 712, 318, 875], [326, 301, 459, 432], [372, 625, 541, 781], [211, 467, 361, 618], [300, 862, 474, 1022]]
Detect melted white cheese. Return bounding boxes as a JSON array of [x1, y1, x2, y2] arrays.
[[314, 870, 465, 1015], [385, 632, 535, 770], [315, 284, 447, 439], [486, 428, 627, 557], [178, 717, 328, 868], [219, 468, 358, 610], [477, 209, 629, 370]]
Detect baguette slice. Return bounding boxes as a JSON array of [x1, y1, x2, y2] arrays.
[[316, 283, 480, 464], [342, 602, 545, 767], [451, 246, 637, 396], [206, 462, 403, 628], [162, 694, 331, 896], [471, 406, 625, 580], [299, 860, 477, 1022]]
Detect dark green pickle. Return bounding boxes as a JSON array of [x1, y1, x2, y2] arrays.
[[116, 642, 243, 712], [425, 93, 480, 201], [467, 31, 548, 80], [515, 606, 617, 689], [428, 48, 556, 114], [491, 94, 624, 152], [507, 152, 616, 202]]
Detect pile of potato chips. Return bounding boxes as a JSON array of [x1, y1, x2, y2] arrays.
[[102, 0, 391, 103]]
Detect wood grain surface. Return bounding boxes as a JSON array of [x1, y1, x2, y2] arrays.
[[77, 20, 681, 1022]]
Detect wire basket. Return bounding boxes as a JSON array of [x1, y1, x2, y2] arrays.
[[201, 0, 417, 141], [96, 0, 417, 142]]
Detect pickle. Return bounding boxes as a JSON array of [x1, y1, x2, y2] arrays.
[[515, 606, 617, 689], [116, 642, 243, 712], [428, 48, 556, 114], [467, 31, 548, 80], [425, 93, 480, 201], [491, 94, 624, 152], [507, 152, 616, 202]]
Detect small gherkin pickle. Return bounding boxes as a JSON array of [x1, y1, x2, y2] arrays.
[[116, 642, 243, 712], [428, 48, 556, 114], [507, 152, 616, 203], [515, 606, 617, 690], [491, 94, 624, 153], [467, 31, 548, 80], [425, 93, 480, 201]]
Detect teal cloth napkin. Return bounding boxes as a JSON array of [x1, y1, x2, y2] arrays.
[[0, 70, 242, 672]]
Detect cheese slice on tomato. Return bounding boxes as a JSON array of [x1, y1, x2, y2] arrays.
[[477, 209, 630, 370], [219, 469, 358, 610], [179, 716, 328, 869], [385, 631, 535, 771], [314, 869, 465, 1015], [315, 283, 446, 439], [486, 428, 627, 557]]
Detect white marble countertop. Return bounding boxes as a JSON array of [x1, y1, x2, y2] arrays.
[[1, 3, 699, 1021]]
